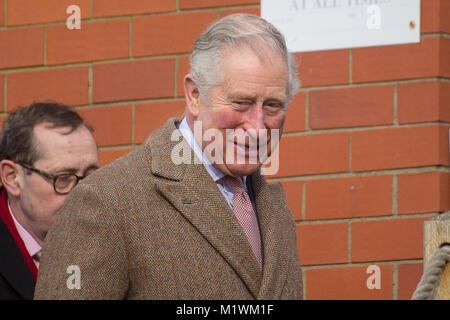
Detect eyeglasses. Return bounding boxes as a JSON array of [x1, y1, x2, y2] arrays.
[[19, 163, 85, 195]]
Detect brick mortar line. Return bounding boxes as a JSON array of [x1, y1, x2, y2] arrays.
[[348, 132, 352, 173], [301, 181, 306, 220], [283, 121, 450, 137], [300, 259, 423, 270], [88, 65, 93, 105], [43, 26, 47, 66], [0, 12, 178, 29], [176, 4, 260, 14], [129, 18, 133, 58], [1, 63, 446, 84], [304, 91, 309, 130], [73, 97, 186, 110], [294, 212, 437, 225], [89, 54, 189, 65], [0, 17, 92, 30], [0, 3, 259, 30], [2, 79, 447, 110], [1, 63, 93, 74], [348, 49, 353, 84], [392, 175, 398, 216], [392, 263, 398, 300], [0, 54, 190, 74], [393, 84, 398, 125], [2, 68, 442, 90], [422, 32, 450, 38], [298, 77, 449, 92], [302, 269, 307, 299], [269, 166, 450, 183], [98, 145, 135, 152], [347, 221, 352, 263]]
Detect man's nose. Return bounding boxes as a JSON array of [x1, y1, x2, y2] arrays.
[[244, 104, 266, 132]]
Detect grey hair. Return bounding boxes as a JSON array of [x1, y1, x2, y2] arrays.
[[189, 13, 300, 104], [0, 101, 93, 166]]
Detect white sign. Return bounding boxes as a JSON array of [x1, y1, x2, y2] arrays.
[[261, 0, 420, 52]]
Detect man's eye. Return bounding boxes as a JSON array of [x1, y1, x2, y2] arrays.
[[232, 101, 252, 109], [264, 102, 284, 113]]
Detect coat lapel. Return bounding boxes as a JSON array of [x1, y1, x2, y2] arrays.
[[148, 118, 263, 298], [0, 219, 35, 299], [251, 172, 292, 299]]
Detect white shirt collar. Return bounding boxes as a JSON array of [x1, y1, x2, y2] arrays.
[[7, 199, 42, 261], [179, 117, 226, 183]]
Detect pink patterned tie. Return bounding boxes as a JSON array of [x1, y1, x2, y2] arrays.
[[222, 176, 262, 269]]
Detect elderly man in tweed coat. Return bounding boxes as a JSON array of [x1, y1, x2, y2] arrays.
[[34, 14, 303, 300]]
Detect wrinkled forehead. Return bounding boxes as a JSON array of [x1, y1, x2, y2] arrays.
[[34, 121, 76, 135], [219, 46, 290, 91], [31, 122, 94, 161], [221, 42, 288, 70], [32, 122, 79, 146]]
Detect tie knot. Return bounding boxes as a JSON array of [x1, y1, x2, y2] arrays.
[[222, 176, 245, 193]]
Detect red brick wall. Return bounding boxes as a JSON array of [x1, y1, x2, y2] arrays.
[[0, 0, 448, 300]]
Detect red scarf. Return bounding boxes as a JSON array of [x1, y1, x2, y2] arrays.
[[0, 188, 38, 280]]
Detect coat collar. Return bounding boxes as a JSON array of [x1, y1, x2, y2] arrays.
[[251, 173, 294, 299], [0, 216, 35, 299]]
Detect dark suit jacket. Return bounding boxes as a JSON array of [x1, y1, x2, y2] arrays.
[[0, 206, 35, 300], [34, 118, 303, 299]]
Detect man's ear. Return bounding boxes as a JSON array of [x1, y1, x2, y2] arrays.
[[183, 74, 200, 118], [0, 160, 21, 197]]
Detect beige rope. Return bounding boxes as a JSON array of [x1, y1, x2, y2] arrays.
[[411, 244, 450, 300]]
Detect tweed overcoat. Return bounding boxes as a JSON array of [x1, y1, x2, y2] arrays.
[[34, 118, 303, 299]]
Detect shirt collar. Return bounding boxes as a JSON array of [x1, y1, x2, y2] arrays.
[[7, 200, 42, 258], [179, 117, 226, 183]]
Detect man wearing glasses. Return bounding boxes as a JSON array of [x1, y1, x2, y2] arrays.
[[0, 102, 99, 299]]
